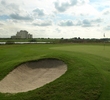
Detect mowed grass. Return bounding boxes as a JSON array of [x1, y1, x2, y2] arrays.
[[0, 43, 110, 100]]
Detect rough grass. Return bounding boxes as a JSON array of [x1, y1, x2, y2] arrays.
[[0, 43, 110, 100]]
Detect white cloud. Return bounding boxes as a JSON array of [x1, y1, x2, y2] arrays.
[[102, 8, 110, 15], [71, 4, 100, 16], [0, 0, 23, 15], [10, 13, 32, 20], [33, 8, 45, 17], [32, 19, 53, 26], [0, 21, 4, 26], [54, 0, 78, 12], [82, 19, 92, 27], [0, 0, 110, 38], [104, 25, 110, 31], [58, 20, 74, 26]]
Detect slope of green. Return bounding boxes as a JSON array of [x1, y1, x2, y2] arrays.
[[51, 44, 110, 59], [52, 44, 110, 100], [0, 44, 109, 100]]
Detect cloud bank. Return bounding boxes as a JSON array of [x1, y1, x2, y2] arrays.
[[0, 0, 110, 38]]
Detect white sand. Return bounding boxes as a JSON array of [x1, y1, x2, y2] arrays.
[[0, 59, 67, 93]]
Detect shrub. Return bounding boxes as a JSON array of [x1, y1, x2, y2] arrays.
[[6, 41, 15, 45], [29, 39, 37, 42]]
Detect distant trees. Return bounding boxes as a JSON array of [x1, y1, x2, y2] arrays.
[[6, 41, 15, 44], [29, 39, 37, 42], [59, 37, 109, 43], [0, 37, 110, 44]]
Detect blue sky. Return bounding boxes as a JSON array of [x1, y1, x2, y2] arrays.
[[0, 0, 110, 38]]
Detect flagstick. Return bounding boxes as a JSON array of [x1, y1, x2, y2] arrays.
[[103, 33, 105, 50], [104, 41, 105, 50]]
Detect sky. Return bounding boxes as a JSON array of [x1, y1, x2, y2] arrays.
[[0, 0, 110, 39]]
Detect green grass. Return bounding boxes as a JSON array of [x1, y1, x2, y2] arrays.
[[0, 43, 110, 100]]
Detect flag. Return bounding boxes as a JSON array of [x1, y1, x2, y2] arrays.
[[103, 33, 105, 37]]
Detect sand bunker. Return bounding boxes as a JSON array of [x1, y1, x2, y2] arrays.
[[0, 59, 67, 93]]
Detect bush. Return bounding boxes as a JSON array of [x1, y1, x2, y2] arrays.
[[6, 41, 15, 45], [29, 39, 37, 42]]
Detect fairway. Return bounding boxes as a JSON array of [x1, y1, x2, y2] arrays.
[[0, 44, 110, 100]]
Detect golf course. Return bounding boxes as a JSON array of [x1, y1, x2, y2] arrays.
[[0, 43, 110, 100]]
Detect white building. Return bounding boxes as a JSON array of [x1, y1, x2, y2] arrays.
[[11, 30, 32, 39]]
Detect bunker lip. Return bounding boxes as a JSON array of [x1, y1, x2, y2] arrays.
[[0, 58, 67, 93]]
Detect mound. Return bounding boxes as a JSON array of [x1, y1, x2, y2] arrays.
[[0, 59, 67, 93]]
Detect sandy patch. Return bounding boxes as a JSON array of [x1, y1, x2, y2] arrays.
[[0, 59, 67, 93]]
